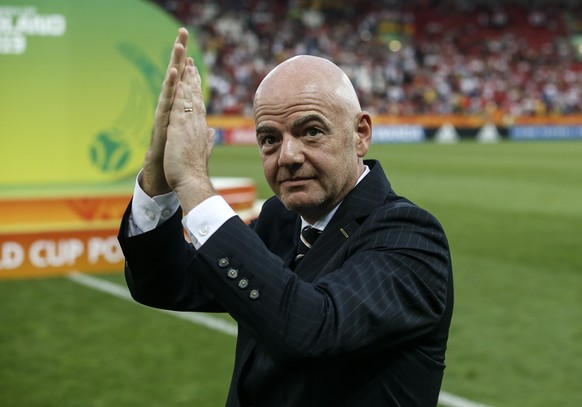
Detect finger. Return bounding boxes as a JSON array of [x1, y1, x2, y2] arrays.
[[180, 57, 194, 75], [155, 29, 189, 125], [167, 28, 188, 73], [189, 65, 206, 117], [159, 67, 178, 110], [179, 57, 195, 82], [165, 29, 189, 92], [173, 28, 189, 79], [183, 67, 194, 114], [180, 64, 205, 116], [163, 29, 188, 89], [177, 81, 186, 115], [167, 80, 188, 137]]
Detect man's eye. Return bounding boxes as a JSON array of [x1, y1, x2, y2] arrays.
[[306, 128, 321, 136], [259, 136, 276, 146]]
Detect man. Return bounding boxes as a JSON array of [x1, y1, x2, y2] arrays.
[[119, 28, 453, 406]]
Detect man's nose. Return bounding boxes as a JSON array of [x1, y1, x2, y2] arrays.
[[278, 136, 304, 167]]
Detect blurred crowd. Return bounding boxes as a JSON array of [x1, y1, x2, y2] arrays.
[[151, 0, 582, 117]]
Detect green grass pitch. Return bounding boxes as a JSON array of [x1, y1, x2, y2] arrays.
[[1, 140, 581, 406]]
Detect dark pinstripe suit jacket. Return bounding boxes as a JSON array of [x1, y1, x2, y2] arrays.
[[119, 159, 453, 406]]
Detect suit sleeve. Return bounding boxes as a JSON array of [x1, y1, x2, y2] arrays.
[[191, 202, 452, 364], [118, 204, 225, 312]]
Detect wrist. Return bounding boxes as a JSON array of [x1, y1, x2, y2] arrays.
[[141, 147, 172, 196], [140, 165, 172, 197], [174, 176, 217, 214]]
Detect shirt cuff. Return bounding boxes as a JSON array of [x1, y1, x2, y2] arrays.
[[182, 195, 236, 249], [130, 172, 180, 235]]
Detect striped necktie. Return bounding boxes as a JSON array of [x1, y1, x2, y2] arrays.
[[293, 226, 322, 266]]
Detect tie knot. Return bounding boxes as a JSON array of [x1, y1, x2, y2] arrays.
[[300, 226, 321, 249], [292, 226, 322, 268]]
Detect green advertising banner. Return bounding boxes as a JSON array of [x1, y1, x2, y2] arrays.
[[0, 0, 205, 186]]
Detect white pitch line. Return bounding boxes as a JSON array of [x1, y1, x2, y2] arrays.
[[439, 391, 493, 407], [68, 271, 237, 337], [68, 271, 491, 407]]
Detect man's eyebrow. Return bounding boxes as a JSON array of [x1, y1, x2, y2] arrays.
[[256, 125, 278, 135], [291, 114, 329, 129]]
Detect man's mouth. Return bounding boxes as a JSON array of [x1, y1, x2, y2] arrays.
[[280, 177, 312, 188]]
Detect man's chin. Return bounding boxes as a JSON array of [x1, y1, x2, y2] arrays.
[[280, 192, 323, 213]]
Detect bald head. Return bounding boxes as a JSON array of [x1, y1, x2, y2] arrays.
[[254, 55, 361, 117]]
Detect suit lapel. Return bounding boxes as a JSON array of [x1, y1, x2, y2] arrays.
[[252, 197, 300, 267], [293, 219, 358, 280]]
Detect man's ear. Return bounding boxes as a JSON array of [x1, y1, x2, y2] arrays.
[[354, 112, 372, 158]]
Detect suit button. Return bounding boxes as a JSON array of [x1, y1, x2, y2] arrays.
[[218, 258, 230, 268], [238, 278, 249, 289], [227, 268, 238, 279], [249, 289, 260, 300]]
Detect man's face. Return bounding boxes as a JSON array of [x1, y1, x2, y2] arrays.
[[254, 85, 368, 223]]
